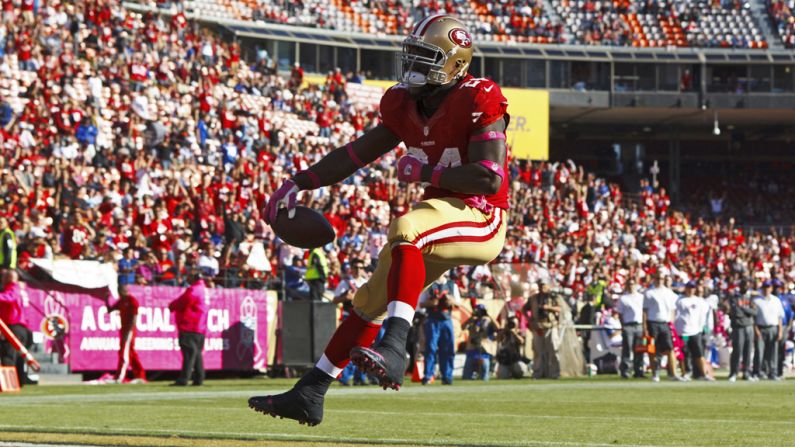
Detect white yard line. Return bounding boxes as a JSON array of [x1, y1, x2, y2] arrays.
[[1, 403, 793, 427], [0, 425, 661, 447], [0, 443, 101, 447], [0, 379, 769, 405]]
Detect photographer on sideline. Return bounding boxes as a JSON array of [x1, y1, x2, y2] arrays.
[[462, 304, 498, 380], [525, 280, 563, 379], [496, 315, 526, 379]]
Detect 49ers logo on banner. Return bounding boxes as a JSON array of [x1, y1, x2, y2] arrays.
[[41, 315, 69, 340], [449, 28, 472, 48]]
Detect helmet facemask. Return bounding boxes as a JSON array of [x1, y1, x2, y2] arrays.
[[396, 36, 464, 88]]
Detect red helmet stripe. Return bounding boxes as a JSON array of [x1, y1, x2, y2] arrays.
[[413, 14, 447, 37]]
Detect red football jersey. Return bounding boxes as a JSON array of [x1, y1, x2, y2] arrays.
[[379, 74, 510, 209]]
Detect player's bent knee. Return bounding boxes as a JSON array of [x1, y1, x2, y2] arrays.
[[352, 283, 387, 323], [387, 214, 419, 245]]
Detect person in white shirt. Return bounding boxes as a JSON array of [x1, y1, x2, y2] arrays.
[[616, 277, 645, 379], [643, 273, 681, 382], [752, 281, 784, 380], [675, 282, 714, 381]]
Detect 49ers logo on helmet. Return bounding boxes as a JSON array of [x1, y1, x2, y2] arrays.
[[448, 28, 472, 48]]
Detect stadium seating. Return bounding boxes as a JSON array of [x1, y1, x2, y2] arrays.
[[549, 0, 766, 47], [171, 0, 775, 47], [182, 0, 564, 43], [769, 0, 795, 47], [177, 0, 788, 48], [677, 1, 768, 48]]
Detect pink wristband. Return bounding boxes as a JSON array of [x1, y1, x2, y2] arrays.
[[298, 170, 321, 189], [346, 143, 365, 168], [431, 166, 446, 188], [469, 131, 506, 143], [477, 160, 505, 180]]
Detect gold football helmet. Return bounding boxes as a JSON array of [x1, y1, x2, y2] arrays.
[[397, 15, 474, 87]]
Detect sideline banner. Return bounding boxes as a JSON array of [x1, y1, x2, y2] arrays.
[[20, 285, 269, 372]]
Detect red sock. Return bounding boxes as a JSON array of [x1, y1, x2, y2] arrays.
[[386, 244, 426, 322], [321, 312, 381, 371]]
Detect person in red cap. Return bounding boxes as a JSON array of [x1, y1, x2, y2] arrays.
[[0, 270, 29, 386], [168, 273, 208, 386], [107, 283, 146, 384]]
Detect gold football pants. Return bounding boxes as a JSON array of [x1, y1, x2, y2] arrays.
[[353, 197, 507, 322]]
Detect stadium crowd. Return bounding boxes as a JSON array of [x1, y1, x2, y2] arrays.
[[676, 162, 795, 226]]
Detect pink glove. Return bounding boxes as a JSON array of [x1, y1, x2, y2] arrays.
[[265, 179, 299, 224], [397, 155, 425, 183]]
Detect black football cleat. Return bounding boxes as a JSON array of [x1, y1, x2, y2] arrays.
[[350, 345, 406, 391], [248, 367, 332, 426], [247, 390, 323, 426], [350, 317, 411, 391]]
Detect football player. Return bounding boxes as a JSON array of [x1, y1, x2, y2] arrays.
[[249, 15, 509, 426]]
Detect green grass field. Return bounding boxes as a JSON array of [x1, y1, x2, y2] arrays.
[[1, 377, 794, 447]]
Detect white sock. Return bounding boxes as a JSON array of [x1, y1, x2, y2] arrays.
[[386, 301, 415, 325], [316, 354, 342, 378]]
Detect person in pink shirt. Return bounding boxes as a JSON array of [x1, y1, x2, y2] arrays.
[[0, 270, 29, 386], [168, 274, 208, 386]]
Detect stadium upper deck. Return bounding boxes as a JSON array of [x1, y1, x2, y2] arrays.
[[159, 0, 792, 48]]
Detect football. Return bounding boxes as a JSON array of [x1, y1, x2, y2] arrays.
[[271, 206, 336, 249]]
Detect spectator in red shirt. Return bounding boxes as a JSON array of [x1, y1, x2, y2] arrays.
[[62, 213, 94, 260], [17, 32, 34, 71], [288, 62, 304, 90], [107, 283, 146, 383], [156, 247, 178, 285], [129, 56, 149, 91]]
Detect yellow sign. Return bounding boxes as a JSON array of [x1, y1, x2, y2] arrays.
[[502, 88, 549, 161], [363, 79, 395, 89]]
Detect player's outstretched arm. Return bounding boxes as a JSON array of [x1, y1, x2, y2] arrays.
[[266, 125, 401, 223], [292, 125, 401, 190], [418, 119, 506, 195]]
